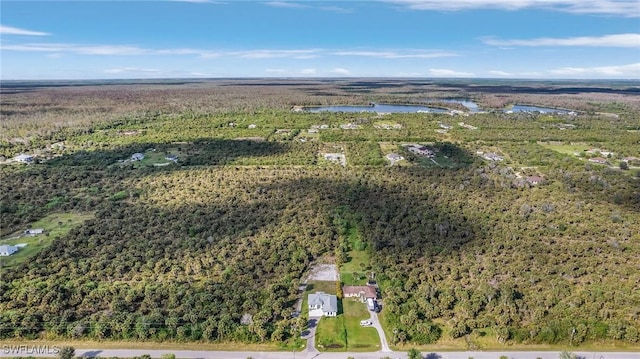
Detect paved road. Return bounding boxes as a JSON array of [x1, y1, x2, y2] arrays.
[[1, 347, 638, 359], [368, 310, 391, 352]]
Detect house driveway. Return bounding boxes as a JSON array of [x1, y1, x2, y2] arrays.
[[302, 317, 320, 352], [368, 310, 391, 352]]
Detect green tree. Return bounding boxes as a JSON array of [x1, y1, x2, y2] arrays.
[[407, 348, 422, 359], [58, 346, 75, 359]]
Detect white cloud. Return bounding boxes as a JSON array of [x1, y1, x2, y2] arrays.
[[318, 6, 352, 13], [104, 67, 161, 74], [330, 68, 351, 75], [264, 1, 308, 8], [189, 72, 215, 76], [300, 68, 317, 75], [488, 70, 513, 76], [548, 62, 640, 77], [169, 0, 226, 3], [0, 25, 50, 36], [264, 1, 351, 12], [429, 68, 474, 77], [387, 0, 640, 17], [483, 33, 640, 47], [332, 50, 456, 59], [2, 43, 148, 55], [234, 49, 322, 59]]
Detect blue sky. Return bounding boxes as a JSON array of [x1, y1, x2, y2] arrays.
[[1, 0, 639, 79]]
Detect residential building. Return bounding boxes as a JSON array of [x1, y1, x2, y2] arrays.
[[589, 157, 607, 164], [483, 152, 503, 161], [0, 245, 18, 256], [131, 153, 145, 161], [308, 292, 338, 317], [343, 285, 377, 301], [526, 176, 544, 185], [14, 154, 34, 163], [24, 228, 44, 236]]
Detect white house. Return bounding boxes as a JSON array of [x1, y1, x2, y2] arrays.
[[308, 292, 338, 317], [131, 153, 145, 161], [0, 245, 18, 256], [14, 154, 34, 163], [24, 228, 44, 236], [483, 152, 503, 162]]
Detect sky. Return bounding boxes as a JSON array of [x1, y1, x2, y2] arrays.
[[1, 0, 639, 80]]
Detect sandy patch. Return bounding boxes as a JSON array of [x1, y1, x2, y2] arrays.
[[307, 264, 338, 281]]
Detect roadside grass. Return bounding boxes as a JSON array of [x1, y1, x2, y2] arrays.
[[0, 339, 287, 352], [382, 317, 640, 352], [0, 212, 94, 268]]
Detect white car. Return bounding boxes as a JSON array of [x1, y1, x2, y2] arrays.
[[360, 320, 373, 326]]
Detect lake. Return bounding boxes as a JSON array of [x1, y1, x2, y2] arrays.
[[306, 103, 448, 113], [507, 104, 572, 114], [442, 99, 481, 112]]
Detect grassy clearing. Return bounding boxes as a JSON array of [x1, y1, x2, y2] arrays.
[[539, 142, 590, 156], [340, 225, 370, 286], [0, 212, 94, 268]]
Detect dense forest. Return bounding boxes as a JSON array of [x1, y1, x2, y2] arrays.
[[0, 79, 639, 348]]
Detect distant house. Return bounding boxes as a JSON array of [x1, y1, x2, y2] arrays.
[[308, 292, 338, 317], [340, 123, 359, 130], [526, 176, 544, 186], [589, 157, 607, 164], [0, 245, 18, 256], [14, 154, 34, 163], [248, 124, 257, 129], [405, 144, 435, 157], [165, 154, 178, 162], [343, 286, 377, 301], [131, 153, 145, 161], [24, 228, 44, 236], [483, 152, 503, 162], [386, 153, 404, 162]]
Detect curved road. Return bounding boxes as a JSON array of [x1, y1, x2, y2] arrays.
[[1, 348, 638, 359]]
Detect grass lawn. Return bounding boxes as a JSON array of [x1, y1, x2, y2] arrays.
[[342, 299, 380, 351], [315, 315, 347, 351], [0, 212, 94, 269], [539, 142, 590, 156]]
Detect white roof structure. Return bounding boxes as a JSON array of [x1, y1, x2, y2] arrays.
[[308, 292, 338, 313], [0, 245, 18, 256]]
